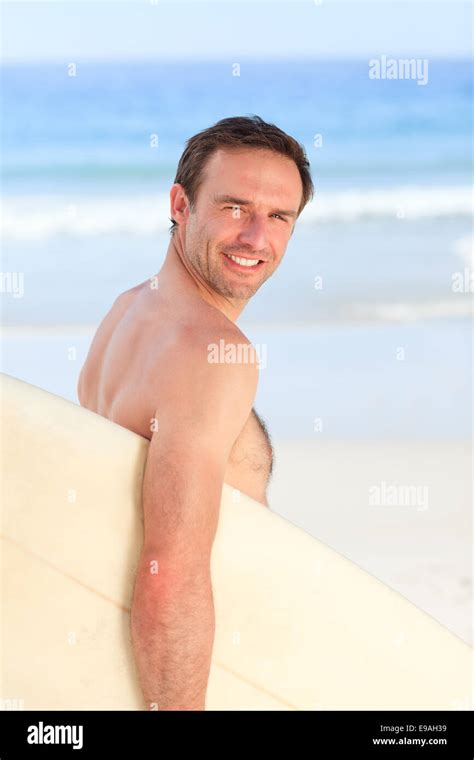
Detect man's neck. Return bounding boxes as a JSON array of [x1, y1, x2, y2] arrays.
[[156, 235, 247, 324]]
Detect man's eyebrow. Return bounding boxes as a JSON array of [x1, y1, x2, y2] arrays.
[[213, 194, 298, 219]]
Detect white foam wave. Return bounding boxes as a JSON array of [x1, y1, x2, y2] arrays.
[[302, 185, 473, 223], [344, 299, 473, 324], [1, 185, 472, 241]]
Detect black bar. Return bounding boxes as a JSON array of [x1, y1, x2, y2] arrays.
[[0, 709, 472, 757]]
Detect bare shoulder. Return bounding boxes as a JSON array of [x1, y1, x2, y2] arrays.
[[146, 320, 259, 458], [170, 320, 259, 394], [113, 282, 145, 307]]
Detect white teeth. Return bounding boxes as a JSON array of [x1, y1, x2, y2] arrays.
[[226, 254, 260, 267]]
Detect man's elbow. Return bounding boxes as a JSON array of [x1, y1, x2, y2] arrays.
[[131, 549, 215, 638], [133, 542, 213, 611]]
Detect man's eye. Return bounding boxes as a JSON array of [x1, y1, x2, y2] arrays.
[[222, 207, 286, 222]]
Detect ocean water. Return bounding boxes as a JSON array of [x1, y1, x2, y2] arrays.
[[1, 59, 472, 438]]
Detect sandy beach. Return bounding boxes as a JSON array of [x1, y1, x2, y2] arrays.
[[268, 439, 472, 646]]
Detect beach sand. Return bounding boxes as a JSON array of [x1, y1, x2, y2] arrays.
[[268, 439, 472, 646]]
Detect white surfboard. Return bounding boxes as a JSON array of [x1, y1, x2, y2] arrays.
[[1, 372, 472, 710]]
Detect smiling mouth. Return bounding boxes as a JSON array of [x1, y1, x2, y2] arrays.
[[223, 253, 266, 270]]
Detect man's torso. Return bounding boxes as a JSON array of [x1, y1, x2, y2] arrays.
[[78, 282, 274, 505]]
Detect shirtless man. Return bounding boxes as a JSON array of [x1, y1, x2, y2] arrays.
[[77, 115, 314, 710]]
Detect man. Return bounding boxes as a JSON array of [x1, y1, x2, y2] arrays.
[[77, 115, 314, 710]]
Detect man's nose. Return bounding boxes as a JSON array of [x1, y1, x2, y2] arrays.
[[236, 215, 269, 250]]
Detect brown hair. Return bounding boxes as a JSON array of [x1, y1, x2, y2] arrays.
[[169, 114, 314, 235]]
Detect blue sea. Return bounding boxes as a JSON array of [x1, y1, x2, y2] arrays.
[[1, 59, 472, 439]]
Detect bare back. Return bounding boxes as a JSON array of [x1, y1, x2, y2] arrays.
[[77, 282, 274, 506]]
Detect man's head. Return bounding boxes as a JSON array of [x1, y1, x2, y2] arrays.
[[169, 115, 314, 304]]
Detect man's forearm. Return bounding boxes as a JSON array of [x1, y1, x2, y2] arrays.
[[130, 555, 215, 711]]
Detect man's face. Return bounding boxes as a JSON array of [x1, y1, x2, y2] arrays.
[[177, 147, 303, 302]]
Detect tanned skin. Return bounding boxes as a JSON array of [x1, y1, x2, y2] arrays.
[[77, 146, 303, 709]]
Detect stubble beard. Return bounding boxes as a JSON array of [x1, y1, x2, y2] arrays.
[[191, 240, 265, 301], [209, 250, 267, 301]]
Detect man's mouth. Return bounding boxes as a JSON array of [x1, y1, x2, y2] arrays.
[[222, 253, 266, 271]]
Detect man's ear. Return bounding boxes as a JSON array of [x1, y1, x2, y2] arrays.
[[170, 183, 190, 226]]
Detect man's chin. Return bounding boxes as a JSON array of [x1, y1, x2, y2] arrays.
[[218, 281, 261, 301], [233, 283, 264, 301]]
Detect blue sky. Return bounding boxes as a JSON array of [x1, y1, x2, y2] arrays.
[[2, 0, 471, 62]]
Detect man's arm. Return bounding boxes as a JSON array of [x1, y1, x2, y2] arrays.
[[130, 328, 259, 710]]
